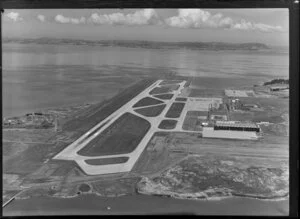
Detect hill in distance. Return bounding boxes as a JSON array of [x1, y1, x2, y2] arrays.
[[3, 37, 270, 51]]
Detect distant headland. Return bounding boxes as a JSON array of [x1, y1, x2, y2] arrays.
[[3, 37, 270, 51]]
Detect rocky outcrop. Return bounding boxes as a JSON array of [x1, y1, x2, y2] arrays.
[[137, 155, 289, 200]]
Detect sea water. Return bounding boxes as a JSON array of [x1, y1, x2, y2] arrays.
[[2, 43, 288, 118]]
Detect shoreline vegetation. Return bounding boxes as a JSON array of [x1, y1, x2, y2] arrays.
[[136, 154, 289, 202], [3, 37, 271, 51], [263, 79, 289, 86], [15, 187, 289, 202]]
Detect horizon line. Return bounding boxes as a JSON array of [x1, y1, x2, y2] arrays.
[[2, 37, 289, 48]]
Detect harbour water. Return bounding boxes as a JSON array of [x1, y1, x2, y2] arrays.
[[2, 43, 289, 118]]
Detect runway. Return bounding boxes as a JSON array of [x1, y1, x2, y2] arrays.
[[53, 80, 200, 175]]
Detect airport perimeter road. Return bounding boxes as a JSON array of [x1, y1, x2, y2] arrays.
[[53, 80, 194, 175]]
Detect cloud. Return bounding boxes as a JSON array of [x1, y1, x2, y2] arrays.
[[164, 9, 284, 33], [51, 9, 284, 33], [255, 24, 284, 32], [87, 9, 160, 26], [54, 9, 159, 26], [5, 12, 23, 22], [234, 21, 284, 32], [55, 14, 86, 24], [37, 14, 46, 22]]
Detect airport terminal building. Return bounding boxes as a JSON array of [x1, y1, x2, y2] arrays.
[[203, 121, 261, 140]]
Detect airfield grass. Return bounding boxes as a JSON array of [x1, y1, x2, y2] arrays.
[[131, 133, 187, 176], [78, 183, 91, 193], [2, 129, 55, 143], [149, 85, 180, 95], [187, 111, 209, 117], [183, 111, 207, 131], [153, 94, 174, 100], [175, 97, 187, 102], [158, 120, 178, 130], [85, 157, 129, 165], [182, 116, 203, 131], [188, 88, 224, 98], [165, 102, 185, 118], [91, 177, 139, 197], [159, 80, 183, 85], [77, 113, 150, 156], [133, 97, 164, 108], [134, 104, 166, 117], [230, 111, 285, 123]]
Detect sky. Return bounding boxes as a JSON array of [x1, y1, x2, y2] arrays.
[[2, 9, 289, 46]]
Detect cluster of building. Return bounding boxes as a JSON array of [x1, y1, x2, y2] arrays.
[[3, 112, 55, 129], [183, 94, 262, 140], [228, 98, 260, 111]]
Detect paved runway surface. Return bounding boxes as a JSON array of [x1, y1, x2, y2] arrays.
[[53, 80, 211, 175]]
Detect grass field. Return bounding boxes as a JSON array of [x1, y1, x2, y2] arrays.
[[165, 102, 185, 118], [230, 111, 285, 123], [77, 113, 150, 156], [91, 177, 139, 197], [149, 85, 180, 95], [133, 97, 164, 108], [134, 104, 166, 117], [175, 97, 187, 101], [182, 116, 203, 131], [131, 133, 187, 176], [186, 111, 208, 117], [78, 183, 91, 192], [158, 120, 178, 129], [153, 94, 174, 100], [85, 157, 129, 165], [155, 132, 289, 161], [188, 88, 224, 98], [260, 123, 288, 136], [2, 129, 55, 143], [159, 80, 183, 85]]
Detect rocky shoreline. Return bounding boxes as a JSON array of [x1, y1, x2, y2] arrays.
[[137, 177, 289, 201]]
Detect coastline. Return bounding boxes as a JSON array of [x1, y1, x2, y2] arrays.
[[137, 188, 289, 202], [3, 193, 289, 216]]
